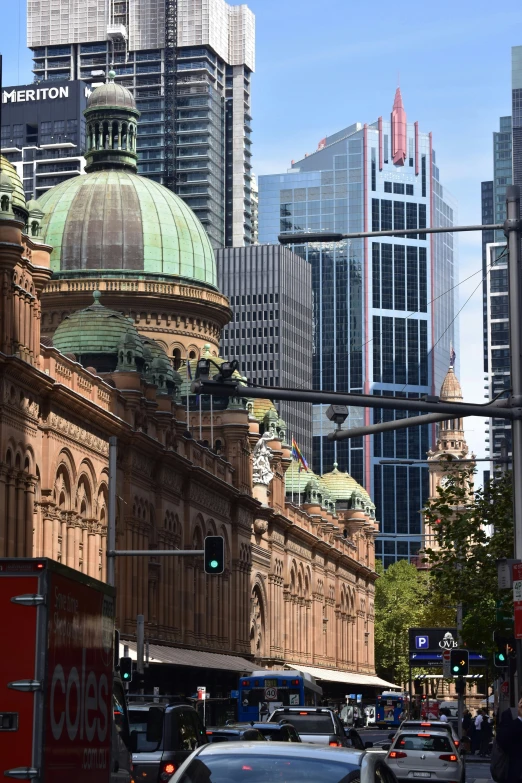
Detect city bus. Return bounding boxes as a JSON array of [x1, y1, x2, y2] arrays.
[[237, 669, 323, 722], [375, 691, 409, 729]]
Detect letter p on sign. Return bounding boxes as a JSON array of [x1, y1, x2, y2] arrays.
[[415, 635, 429, 649]]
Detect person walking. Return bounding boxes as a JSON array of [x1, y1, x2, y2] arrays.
[[480, 713, 492, 757], [496, 697, 522, 783], [472, 710, 483, 755]]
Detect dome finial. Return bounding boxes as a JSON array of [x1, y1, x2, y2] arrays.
[[108, 69, 116, 82], [333, 462, 339, 471], [93, 290, 102, 305]]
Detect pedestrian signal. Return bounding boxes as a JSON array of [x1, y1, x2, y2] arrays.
[[204, 536, 224, 574], [450, 649, 469, 677], [120, 656, 133, 682]]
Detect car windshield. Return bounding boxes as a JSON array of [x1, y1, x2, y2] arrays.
[[270, 714, 333, 733], [395, 734, 453, 752], [177, 754, 360, 783], [128, 710, 162, 752]]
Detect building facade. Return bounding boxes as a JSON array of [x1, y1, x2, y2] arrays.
[[0, 79, 386, 694], [26, 0, 255, 248], [258, 90, 458, 565], [481, 116, 512, 468], [513, 46, 522, 188], [217, 245, 313, 462], [1, 80, 88, 200]]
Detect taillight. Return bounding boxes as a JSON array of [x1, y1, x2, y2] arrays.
[[454, 740, 460, 747], [159, 762, 176, 781], [389, 751, 407, 759], [329, 741, 341, 747], [439, 754, 458, 762]]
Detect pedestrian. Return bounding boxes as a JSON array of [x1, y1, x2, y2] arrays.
[[462, 709, 472, 754], [439, 709, 448, 723], [472, 710, 483, 755], [496, 697, 522, 782], [480, 713, 492, 757], [259, 702, 269, 722]]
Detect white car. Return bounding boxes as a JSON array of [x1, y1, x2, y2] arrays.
[[395, 720, 462, 753], [385, 729, 464, 783]]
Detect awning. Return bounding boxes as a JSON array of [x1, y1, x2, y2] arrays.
[[286, 663, 400, 690], [120, 640, 256, 673]]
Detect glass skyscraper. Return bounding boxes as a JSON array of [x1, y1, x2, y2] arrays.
[[25, 0, 255, 248], [258, 90, 457, 565], [481, 117, 512, 466]]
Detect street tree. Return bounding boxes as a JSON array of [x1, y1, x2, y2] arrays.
[[423, 463, 514, 655]]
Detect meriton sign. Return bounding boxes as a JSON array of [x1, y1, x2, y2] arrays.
[[2, 86, 69, 103]]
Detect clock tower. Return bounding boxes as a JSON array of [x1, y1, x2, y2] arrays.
[[424, 355, 474, 552]]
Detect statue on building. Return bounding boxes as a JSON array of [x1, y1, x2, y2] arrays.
[[253, 433, 274, 486]]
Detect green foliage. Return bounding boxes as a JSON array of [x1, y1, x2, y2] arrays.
[[374, 559, 454, 688], [424, 464, 514, 656]]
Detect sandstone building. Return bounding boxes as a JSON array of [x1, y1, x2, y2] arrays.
[[0, 76, 391, 696]]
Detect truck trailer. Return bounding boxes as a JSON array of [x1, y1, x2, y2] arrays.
[[0, 558, 132, 782]]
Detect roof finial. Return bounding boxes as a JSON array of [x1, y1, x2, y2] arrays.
[[449, 343, 456, 368], [108, 69, 116, 82], [93, 290, 102, 305]]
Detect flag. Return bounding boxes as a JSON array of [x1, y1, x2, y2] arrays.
[[291, 438, 309, 471], [450, 346, 456, 367], [186, 360, 193, 380]]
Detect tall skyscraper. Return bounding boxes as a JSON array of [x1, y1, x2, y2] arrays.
[[258, 90, 458, 563], [217, 245, 313, 461], [26, 0, 255, 248], [1, 80, 88, 200], [481, 117, 512, 466], [513, 46, 522, 188]]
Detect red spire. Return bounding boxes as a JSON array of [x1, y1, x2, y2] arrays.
[[391, 87, 407, 166]]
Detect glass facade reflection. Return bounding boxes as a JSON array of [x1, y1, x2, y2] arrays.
[[259, 96, 457, 565]]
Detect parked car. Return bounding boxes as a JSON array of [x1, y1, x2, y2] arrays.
[[267, 706, 372, 749], [385, 728, 464, 783], [129, 701, 207, 782], [205, 726, 266, 743], [167, 741, 400, 783]]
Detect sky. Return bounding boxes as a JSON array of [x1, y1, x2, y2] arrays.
[[1, 0, 521, 466]]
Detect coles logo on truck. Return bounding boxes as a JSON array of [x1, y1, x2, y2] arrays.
[[45, 571, 114, 783]]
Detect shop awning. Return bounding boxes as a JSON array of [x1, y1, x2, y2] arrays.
[[286, 663, 400, 690], [120, 641, 256, 673]]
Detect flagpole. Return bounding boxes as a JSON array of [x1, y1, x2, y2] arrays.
[[298, 463, 301, 508], [186, 360, 190, 434], [210, 393, 214, 452], [199, 393, 203, 442]]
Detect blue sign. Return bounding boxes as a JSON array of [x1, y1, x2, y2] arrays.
[[230, 690, 239, 699], [415, 635, 429, 649]]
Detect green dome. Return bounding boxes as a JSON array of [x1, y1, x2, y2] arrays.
[[53, 290, 143, 359], [0, 156, 27, 214], [35, 170, 216, 288], [321, 463, 363, 502]]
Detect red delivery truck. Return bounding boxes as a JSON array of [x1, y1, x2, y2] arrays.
[[0, 558, 132, 782]]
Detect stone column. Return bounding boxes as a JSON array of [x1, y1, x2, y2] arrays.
[[52, 514, 61, 561], [7, 474, 16, 557], [15, 477, 24, 557], [42, 508, 54, 558], [88, 526, 96, 578], [184, 559, 195, 643], [74, 523, 81, 570], [66, 523, 75, 568], [0, 466, 7, 556], [25, 480, 35, 556]]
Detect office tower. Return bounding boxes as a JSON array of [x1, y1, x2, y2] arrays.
[[513, 46, 522, 187], [482, 117, 513, 465], [26, 0, 255, 248], [1, 80, 88, 200], [217, 245, 313, 461], [258, 89, 457, 563]]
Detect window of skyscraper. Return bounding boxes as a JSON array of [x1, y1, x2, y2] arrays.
[[393, 183, 405, 194], [384, 181, 392, 193], [381, 200, 392, 230], [406, 184, 414, 195]]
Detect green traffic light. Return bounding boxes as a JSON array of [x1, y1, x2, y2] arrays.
[[210, 559, 218, 569], [452, 666, 459, 672]]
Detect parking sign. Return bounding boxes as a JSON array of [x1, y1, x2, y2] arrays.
[[415, 635, 429, 649]]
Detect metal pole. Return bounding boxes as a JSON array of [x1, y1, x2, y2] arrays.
[[278, 223, 503, 245], [506, 186, 522, 698], [107, 436, 117, 587], [108, 548, 204, 557], [328, 411, 463, 440], [137, 614, 145, 696], [457, 602, 464, 739]]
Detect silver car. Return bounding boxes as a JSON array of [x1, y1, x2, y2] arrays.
[[395, 721, 462, 753], [385, 729, 464, 783]]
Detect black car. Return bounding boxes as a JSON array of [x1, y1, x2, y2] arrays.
[[129, 701, 207, 782], [205, 725, 266, 743], [249, 721, 302, 742]]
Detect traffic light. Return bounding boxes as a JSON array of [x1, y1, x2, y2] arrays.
[[204, 536, 224, 574], [494, 648, 508, 668], [120, 656, 133, 682], [494, 632, 516, 668], [450, 649, 469, 677]]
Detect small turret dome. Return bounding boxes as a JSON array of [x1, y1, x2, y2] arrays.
[[86, 75, 136, 111], [0, 155, 27, 216]]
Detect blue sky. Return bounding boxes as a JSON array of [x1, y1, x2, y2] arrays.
[[1, 0, 521, 461]]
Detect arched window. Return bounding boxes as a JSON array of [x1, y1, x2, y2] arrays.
[[173, 348, 181, 370]]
